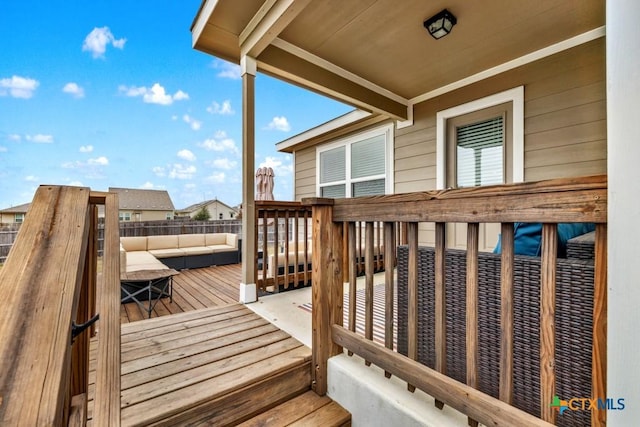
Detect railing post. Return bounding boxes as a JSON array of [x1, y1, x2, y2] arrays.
[[303, 197, 343, 396]]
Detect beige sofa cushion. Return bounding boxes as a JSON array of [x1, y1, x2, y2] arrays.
[[125, 251, 167, 273], [208, 244, 234, 253], [121, 236, 148, 252], [148, 248, 186, 258], [179, 234, 205, 248], [225, 233, 238, 249], [205, 233, 226, 246], [147, 235, 179, 250], [181, 246, 213, 256]]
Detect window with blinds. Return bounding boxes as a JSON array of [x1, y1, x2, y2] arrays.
[[318, 128, 389, 198], [456, 116, 504, 187]]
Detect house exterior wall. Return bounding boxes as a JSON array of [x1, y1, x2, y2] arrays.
[[291, 38, 606, 246], [184, 201, 237, 220], [119, 210, 173, 222], [0, 213, 26, 224]]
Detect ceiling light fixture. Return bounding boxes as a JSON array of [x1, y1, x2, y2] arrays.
[[424, 9, 457, 40]]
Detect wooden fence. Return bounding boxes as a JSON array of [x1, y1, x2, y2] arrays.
[[0, 219, 242, 263]]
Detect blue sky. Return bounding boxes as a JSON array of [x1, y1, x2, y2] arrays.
[[0, 1, 352, 209]]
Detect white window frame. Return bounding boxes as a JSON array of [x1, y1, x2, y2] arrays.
[[436, 86, 524, 189], [119, 211, 132, 222], [14, 213, 24, 223], [316, 123, 394, 198]]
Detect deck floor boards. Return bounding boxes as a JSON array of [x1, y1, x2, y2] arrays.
[[89, 304, 312, 426]]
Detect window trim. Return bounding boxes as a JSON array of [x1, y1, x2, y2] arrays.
[[315, 123, 394, 197], [436, 86, 524, 189], [14, 213, 24, 223]]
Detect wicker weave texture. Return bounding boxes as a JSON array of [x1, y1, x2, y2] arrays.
[[397, 245, 594, 427]]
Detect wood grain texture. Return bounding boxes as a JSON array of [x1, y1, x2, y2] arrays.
[[592, 224, 607, 427], [0, 185, 91, 426], [407, 222, 418, 392], [311, 202, 343, 395], [330, 175, 607, 223], [384, 222, 396, 353], [540, 223, 557, 424], [434, 222, 446, 409], [93, 192, 121, 427], [332, 326, 554, 427], [365, 222, 374, 344], [499, 223, 514, 404], [466, 223, 480, 427], [348, 222, 357, 336]]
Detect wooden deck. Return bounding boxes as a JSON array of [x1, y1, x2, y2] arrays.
[[89, 304, 315, 426], [119, 264, 241, 323]]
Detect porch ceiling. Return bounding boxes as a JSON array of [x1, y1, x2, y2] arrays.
[[192, 0, 604, 119]]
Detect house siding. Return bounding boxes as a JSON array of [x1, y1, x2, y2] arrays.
[[290, 38, 606, 245]]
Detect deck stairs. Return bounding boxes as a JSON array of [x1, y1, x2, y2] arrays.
[[89, 303, 350, 426]]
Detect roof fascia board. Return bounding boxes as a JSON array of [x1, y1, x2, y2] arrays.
[[276, 110, 372, 152], [191, 0, 220, 48], [240, 0, 311, 58], [410, 26, 606, 105]]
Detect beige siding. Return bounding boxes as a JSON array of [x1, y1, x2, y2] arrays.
[[290, 38, 605, 247], [294, 146, 317, 200]]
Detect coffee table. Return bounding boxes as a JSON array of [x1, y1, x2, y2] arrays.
[[120, 268, 179, 318]]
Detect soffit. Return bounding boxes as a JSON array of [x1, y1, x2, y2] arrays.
[[193, 0, 604, 112]]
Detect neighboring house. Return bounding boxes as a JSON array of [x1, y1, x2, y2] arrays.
[[192, 1, 640, 424], [0, 203, 30, 225], [176, 199, 239, 220], [108, 187, 175, 221]]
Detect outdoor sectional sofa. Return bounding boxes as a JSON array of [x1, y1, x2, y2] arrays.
[[120, 233, 239, 272], [396, 231, 595, 427]]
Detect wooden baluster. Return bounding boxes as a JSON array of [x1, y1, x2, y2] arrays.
[[376, 221, 382, 271], [466, 223, 480, 427], [273, 209, 280, 293], [284, 210, 290, 289], [303, 209, 309, 285], [365, 221, 374, 366], [592, 223, 607, 427], [384, 221, 396, 378], [294, 210, 299, 287], [500, 222, 515, 405], [262, 208, 269, 291], [307, 198, 343, 396], [407, 222, 418, 392], [434, 222, 446, 409], [540, 223, 557, 424], [348, 222, 357, 357], [254, 205, 259, 291]]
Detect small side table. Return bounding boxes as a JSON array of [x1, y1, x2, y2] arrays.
[[120, 269, 179, 318]]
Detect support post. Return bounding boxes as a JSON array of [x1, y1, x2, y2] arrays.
[[303, 197, 343, 396], [240, 55, 257, 303]]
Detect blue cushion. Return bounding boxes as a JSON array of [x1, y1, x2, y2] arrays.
[[493, 223, 595, 257]]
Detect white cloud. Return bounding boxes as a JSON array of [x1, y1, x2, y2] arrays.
[[26, 134, 54, 143], [182, 114, 202, 130], [118, 83, 189, 106], [177, 149, 196, 162], [25, 175, 38, 182], [8, 134, 21, 142], [68, 180, 84, 186], [212, 60, 241, 80], [265, 116, 291, 132], [206, 100, 234, 115], [82, 27, 126, 58], [79, 145, 93, 153], [0, 146, 6, 152], [206, 172, 226, 184], [88, 156, 109, 165], [168, 163, 196, 179], [184, 183, 197, 190], [63, 82, 85, 98], [211, 158, 237, 170], [152, 166, 166, 177], [0, 75, 39, 99], [198, 130, 239, 156], [140, 181, 155, 189]]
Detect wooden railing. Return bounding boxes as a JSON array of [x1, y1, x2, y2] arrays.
[[0, 186, 121, 426], [255, 201, 393, 293], [255, 201, 312, 292], [305, 175, 607, 427]]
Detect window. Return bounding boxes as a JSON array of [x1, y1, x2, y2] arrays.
[[229, 212, 235, 218], [119, 212, 131, 222], [436, 87, 524, 189], [166, 213, 173, 220], [219, 213, 223, 220], [15, 213, 24, 223], [317, 124, 393, 198]]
